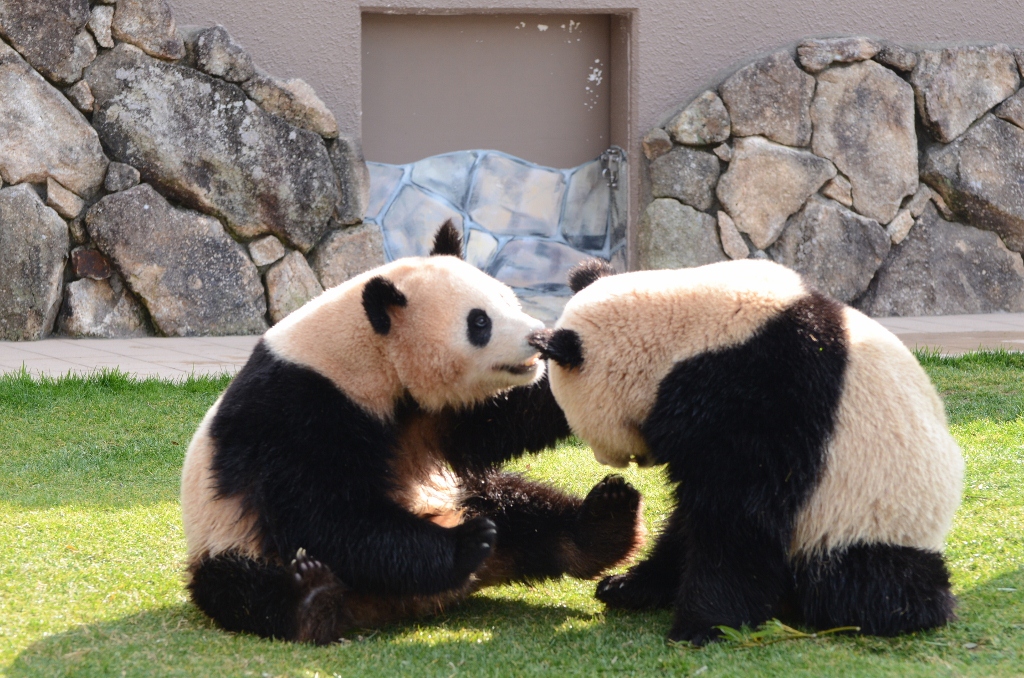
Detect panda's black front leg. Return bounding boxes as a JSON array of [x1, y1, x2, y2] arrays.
[[597, 505, 687, 610], [667, 518, 793, 646]]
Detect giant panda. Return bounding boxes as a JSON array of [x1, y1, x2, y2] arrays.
[[180, 224, 645, 644], [529, 258, 964, 645]]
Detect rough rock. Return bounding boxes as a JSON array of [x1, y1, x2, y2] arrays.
[[713, 143, 732, 162], [642, 128, 672, 161], [637, 198, 726, 270], [248, 235, 286, 267], [874, 43, 917, 72], [87, 5, 114, 49], [716, 136, 837, 249], [327, 136, 370, 226], [821, 175, 853, 207], [186, 25, 254, 83], [110, 0, 184, 61], [931, 191, 955, 220], [0, 184, 69, 340], [46, 178, 84, 218], [64, 79, 94, 113], [666, 90, 731, 146], [922, 114, 1024, 252], [242, 71, 339, 138], [103, 162, 140, 193], [811, 60, 918, 224], [768, 196, 889, 303], [68, 216, 88, 245], [265, 250, 323, 324], [994, 87, 1024, 130], [56, 274, 150, 338], [85, 184, 268, 336], [886, 209, 915, 244], [857, 204, 1024, 316], [911, 44, 1020, 143], [0, 0, 93, 84], [87, 45, 338, 252], [797, 37, 880, 73], [719, 50, 816, 147], [0, 42, 107, 197], [309, 222, 386, 289], [70, 246, 111, 279], [649, 146, 720, 211], [717, 210, 749, 259], [905, 184, 936, 218]]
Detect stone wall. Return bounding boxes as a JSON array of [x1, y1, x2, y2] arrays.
[[640, 38, 1024, 316], [0, 0, 373, 340]]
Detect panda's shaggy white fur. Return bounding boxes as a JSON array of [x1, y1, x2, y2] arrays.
[[532, 258, 963, 644]]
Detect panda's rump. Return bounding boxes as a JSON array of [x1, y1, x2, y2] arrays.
[[790, 308, 964, 556]]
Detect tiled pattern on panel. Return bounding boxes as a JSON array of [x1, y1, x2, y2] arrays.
[[365, 149, 626, 322]]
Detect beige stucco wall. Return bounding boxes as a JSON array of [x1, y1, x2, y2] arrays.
[[169, 0, 1024, 263]]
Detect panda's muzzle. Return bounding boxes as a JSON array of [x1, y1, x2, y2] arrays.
[[496, 355, 539, 375]]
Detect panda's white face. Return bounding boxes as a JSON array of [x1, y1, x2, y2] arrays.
[[384, 257, 546, 411]]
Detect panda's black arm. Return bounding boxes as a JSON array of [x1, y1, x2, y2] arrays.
[[441, 370, 572, 472]]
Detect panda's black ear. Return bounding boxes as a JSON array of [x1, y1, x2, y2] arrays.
[[568, 258, 616, 293], [429, 219, 463, 257], [362, 276, 407, 335], [528, 328, 584, 369]]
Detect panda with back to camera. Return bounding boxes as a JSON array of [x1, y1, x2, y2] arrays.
[[529, 258, 964, 644], [180, 223, 645, 644]]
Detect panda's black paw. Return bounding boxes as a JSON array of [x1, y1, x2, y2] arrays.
[[580, 474, 641, 521], [596, 572, 671, 610], [453, 516, 497, 578], [288, 548, 350, 645], [667, 620, 722, 647]]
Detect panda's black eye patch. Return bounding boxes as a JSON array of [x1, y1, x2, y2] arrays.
[[467, 309, 492, 347]]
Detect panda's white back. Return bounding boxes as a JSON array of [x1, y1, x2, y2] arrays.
[[791, 306, 964, 557]]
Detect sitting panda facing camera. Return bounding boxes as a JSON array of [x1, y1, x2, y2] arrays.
[[531, 258, 964, 645], [181, 223, 645, 644]]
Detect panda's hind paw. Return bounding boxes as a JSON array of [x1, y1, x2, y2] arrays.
[[289, 548, 339, 593], [581, 474, 641, 521]]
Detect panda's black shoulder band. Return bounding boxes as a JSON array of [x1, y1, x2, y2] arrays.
[[529, 328, 584, 369], [568, 258, 616, 293], [429, 219, 464, 257], [362, 276, 407, 335]]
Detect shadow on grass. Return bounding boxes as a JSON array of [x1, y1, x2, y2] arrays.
[[6, 596, 671, 677], [10, 569, 1023, 677]]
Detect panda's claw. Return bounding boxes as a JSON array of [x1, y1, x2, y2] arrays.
[[453, 516, 498, 578], [581, 474, 641, 521]]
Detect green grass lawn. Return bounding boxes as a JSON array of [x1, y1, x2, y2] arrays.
[[1, 354, 1022, 677]]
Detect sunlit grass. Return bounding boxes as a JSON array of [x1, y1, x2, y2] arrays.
[[0, 357, 1022, 677]]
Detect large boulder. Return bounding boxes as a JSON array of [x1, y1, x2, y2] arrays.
[[637, 198, 726, 270], [649, 146, 720, 211], [718, 50, 815, 147], [856, 204, 1024, 316], [85, 184, 268, 336], [265, 250, 323, 324], [327, 136, 369, 226], [56, 274, 150, 338], [665, 90, 731, 146], [309, 222, 386, 289], [110, 0, 184, 61], [0, 41, 107, 197], [716, 136, 836, 249], [911, 44, 1019, 143], [768, 196, 890, 303], [86, 44, 338, 252], [0, 184, 68, 340], [811, 60, 918, 224], [0, 0, 93, 84], [922, 114, 1024, 253]]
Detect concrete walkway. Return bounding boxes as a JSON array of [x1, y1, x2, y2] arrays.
[[2, 313, 1024, 379]]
